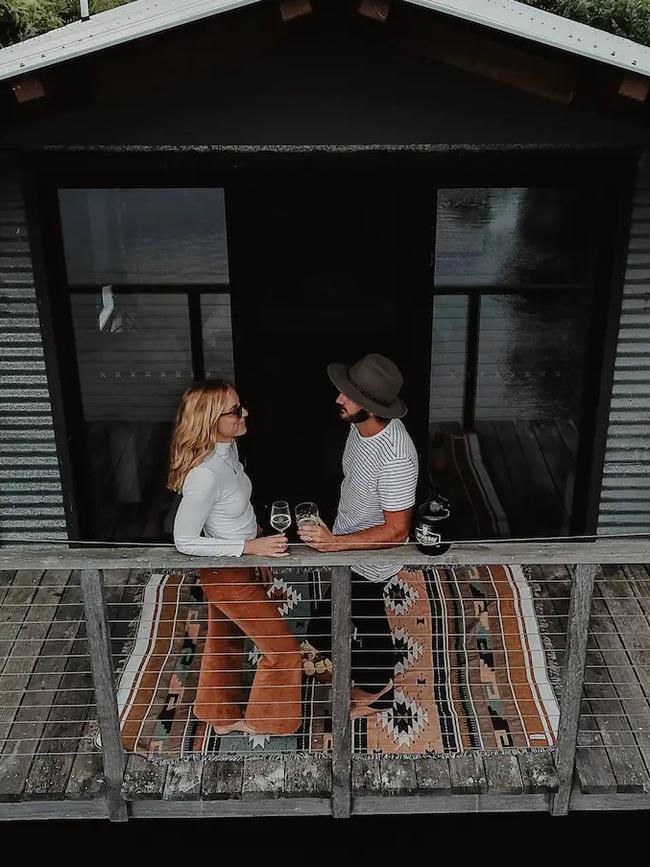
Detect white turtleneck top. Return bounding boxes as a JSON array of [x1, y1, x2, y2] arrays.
[[173, 441, 258, 557]]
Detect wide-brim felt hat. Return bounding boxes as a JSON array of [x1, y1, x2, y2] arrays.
[[327, 353, 407, 419]]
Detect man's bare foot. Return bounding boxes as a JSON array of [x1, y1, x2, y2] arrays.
[[350, 681, 394, 719], [351, 680, 393, 706], [300, 641, 333, 683], [351, 702, 385, 720]]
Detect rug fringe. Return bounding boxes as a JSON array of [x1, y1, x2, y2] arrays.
[[132, 746, 556, 765], [526, 567, 564, 702], [376, 746, 556, 760]]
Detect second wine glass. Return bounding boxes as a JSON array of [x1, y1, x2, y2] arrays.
[[295, 501, 319, 529]]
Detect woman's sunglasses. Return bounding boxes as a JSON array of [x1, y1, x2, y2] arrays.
[[222, 404, 245, 418]]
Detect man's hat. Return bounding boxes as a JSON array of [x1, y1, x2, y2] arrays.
[[327, 353, 407, 419]]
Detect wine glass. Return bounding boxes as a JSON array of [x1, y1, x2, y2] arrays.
[[295, 501, 319, 529], [270, 500, 291, 534]]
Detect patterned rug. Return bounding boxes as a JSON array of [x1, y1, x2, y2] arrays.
[[113, 565, 559, 758]]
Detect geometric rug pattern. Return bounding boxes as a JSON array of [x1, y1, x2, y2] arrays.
[[114, 565, 558, 758]]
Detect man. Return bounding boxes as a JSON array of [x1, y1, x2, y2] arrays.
[[299, 353, 418, 718]]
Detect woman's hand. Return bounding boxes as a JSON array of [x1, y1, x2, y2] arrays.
[[244, 534, 289, 557]]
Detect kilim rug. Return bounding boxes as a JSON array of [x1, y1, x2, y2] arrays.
[[113, 565, 559, 758]]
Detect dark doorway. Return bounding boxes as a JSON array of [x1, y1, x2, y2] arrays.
[[231, 176, 432, 527]]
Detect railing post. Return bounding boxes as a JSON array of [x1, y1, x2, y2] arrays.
[[330, 565, 352, 818], [552, 563, 598, 816], [81, 569, 128, 822]]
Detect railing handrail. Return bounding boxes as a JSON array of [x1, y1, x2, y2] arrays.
[[0, 538, 649, 570]]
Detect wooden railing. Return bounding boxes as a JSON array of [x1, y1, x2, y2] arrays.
[[1, 539, 649, 819]]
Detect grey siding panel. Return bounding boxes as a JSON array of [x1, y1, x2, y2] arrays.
[[598, 154, 650, 535], [0, 158, 67, 542]]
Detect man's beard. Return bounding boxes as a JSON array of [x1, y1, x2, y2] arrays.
[[340, 407, 370, 425]]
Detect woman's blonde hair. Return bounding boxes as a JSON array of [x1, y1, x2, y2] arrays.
[[167, 380, 234, 492]]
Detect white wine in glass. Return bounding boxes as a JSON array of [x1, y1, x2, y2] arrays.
[[295, 501, 319, 529], [270, 500, 291, 534]]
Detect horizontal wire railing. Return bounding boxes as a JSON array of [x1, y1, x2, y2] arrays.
[[1, 544, 650, 814]]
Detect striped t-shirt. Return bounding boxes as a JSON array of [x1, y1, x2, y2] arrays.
[[333, 419, 418, 582]]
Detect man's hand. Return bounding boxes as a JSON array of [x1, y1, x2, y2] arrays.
[[298, 520, 338, 552]]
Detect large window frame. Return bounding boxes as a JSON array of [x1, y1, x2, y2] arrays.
[[23, 151, 636, 541]]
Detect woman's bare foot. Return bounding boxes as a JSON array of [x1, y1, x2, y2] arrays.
[[213, 720, 257, 736]]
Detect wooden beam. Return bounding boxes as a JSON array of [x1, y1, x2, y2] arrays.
[[0, 539, 646, 571], [393, 12, 575, 103], [619, 74, 650, 102], [359, 0, 393, 23], [552, 564, 598, 816], [12, 75, 45, 103], [80, 570, 128, 823], [331, 566, 352, 819], [278, 0, 312, 22]]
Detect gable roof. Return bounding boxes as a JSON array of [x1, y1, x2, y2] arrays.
[[0, 0, 258, 83], [0, 0, 649, 85], [408, 0, 650, 76]]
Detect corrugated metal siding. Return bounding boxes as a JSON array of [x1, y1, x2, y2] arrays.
[[598, 154, 650, 534], [0, 159, 68, 541]]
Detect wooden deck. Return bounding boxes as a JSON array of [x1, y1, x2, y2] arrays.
[[533, 563, 650, 806], [1, 555, 649, 818], [431, 420, 578, 538]]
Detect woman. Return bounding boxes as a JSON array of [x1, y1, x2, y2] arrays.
[[168, 380, 302, 736]]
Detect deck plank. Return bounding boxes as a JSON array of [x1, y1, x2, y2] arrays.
[[582, 620, 650, 793], [540, 565, 644, 794], [65, 749, 105, 801], [555, 418, 579, 459], [598, 566, 650, 697], [413, 756, 452, 791], [575, 712, 618, 794], [241, 756, 285, 799], [0, 570, 72, 800], [0, 571, 45, 681], [591, 568, 650, 779], [379, 756, 418, 794], [285, 754, 331, 796], [622, 565, 650, 626], [351, 755, 382, 793], [163, 761, 203, 800], [23, 626, 95, 798], [483, 753, 523, 793], [0, 571, 70, 727], [488, 422, 536, 536], [530, 420, 574, 534], [517, 751, 558, 793], [448, 753, 487, 794], [122, 754, 168, 800], [513, 422, 564, 535], [0, 572, 17, 609], [473, 422, 517, 530], [201, 759, 244, 800], [23, 570, 134, 800]]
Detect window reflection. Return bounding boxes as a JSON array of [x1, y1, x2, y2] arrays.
[[429, 187, 601, 540], [59, 188, 229, 285]]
